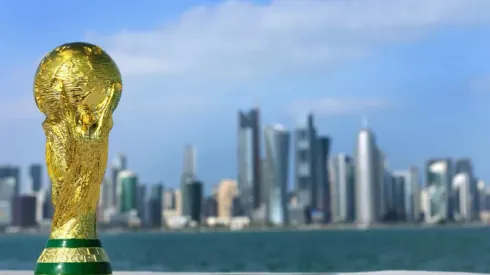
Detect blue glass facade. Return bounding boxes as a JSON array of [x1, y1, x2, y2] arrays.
[[264, 125, 290, 226]]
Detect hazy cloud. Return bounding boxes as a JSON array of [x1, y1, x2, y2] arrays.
[[90, 0, 490, 79], [290, 97, 393, 117]]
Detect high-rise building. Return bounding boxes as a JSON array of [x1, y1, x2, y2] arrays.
[[36, 188, 48, 224], [0, 201, 11, 228], [376, 149, 387, 219], [184, 180, 203, 223], [410, 166, 421, 221], [118, 171, 137, 213], [183, 145, 197, 178], [42, 180, 54, 220], [12, 195, 37, 227], [0, 177, 15, 228], [111, 153, 127, 208], [181, 145, 197, 216], [294, 113, 318, 209], [392, 174, 406, 220], [384, 170, 395, 216], [452, 173, 471, 222], [0, 166, 20, 196], [264, 124, 290, 226], [99, 179, 111, 213], [330, 154, 356, 223], [425, 159, 452, 223], [217, 179, 238, 219], [174, 189, 182, 216], [316, 136, 331, 220], [0, 177, 15, 201], [163, 189, 176, 210], [355, 128, 380, 225], [455, 159, 478, 219], [147, 184, 163, 228], [29, 164, 43, 193], [203, 196, 218, 218], [137, 184, 147, 222], [237, 107, 261, 215]]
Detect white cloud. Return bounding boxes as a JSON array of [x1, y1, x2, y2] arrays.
[[290, 97, 392, 117], [90, 0, 490, 79]]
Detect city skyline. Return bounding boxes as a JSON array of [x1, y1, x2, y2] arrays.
[[1, 0, 490, 190]]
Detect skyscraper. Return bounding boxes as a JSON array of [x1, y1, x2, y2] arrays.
[[264, 124, 290, 226], [237, 107, 261, 215], [111, 153, 127, 208], [425, 159, 452, 223], [316, 136, 331, 220], [181, 145, 197, 217], [410, 166, 421, 221], [392, 174, 407, 220], [376, 149, 387, 219], [147, 184, 163, 228], [330, 154, 356, 223], [453, 173, 471, 222], [355, 128, 380, 225], [185, 180, 203, 223], [217, 179, 238, 219], [0, 166, 20, 196], [183, 145, 197, 178], [0, 177, 15, 201], [118, 170, 137, 213], [12, 195, 37, 228], [42, 180, 54, 220], [136, 184, 147, 222], [294, 113, 318, 209], [29, 164, 42, 193], [99, 179, 111, 213], [455, 158, 478, 219]]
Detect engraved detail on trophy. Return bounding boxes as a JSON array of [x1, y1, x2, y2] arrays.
[[34, 41, 121, 275]]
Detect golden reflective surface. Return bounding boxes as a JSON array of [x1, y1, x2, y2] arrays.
[[37, 248, 110, 263], [34, 42, 122, 239]]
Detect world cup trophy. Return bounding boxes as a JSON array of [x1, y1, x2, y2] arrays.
[[33, 42, 122, 275]]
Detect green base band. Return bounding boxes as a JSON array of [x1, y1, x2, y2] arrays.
[[35, 239, 112, 275], [45, 239, 102, 248], [34, 262, 112, 275]]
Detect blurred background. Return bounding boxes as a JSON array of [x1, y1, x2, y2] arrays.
[[1, 0, 490, 273]]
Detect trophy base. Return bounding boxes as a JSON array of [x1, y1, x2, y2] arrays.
[[34, 239, 112, 275]]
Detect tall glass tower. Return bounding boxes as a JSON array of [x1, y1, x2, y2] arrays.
[[355, 128, 380, 225], [455, 158, 477, 220], [294, 114, 318, 209], [316, 136, 331, 220], [0, 166, 20, 196], [425, 159, 452, 223], [264, 124, 290, 226], [181, 145, 197, 216], [237, 107, 261, 215], [29, 164, 42, 193], [330, 153, 356, 223], [111, 153, 127, 208]]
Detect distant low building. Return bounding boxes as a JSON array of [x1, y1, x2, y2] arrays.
[[12, 195, 37, 228]]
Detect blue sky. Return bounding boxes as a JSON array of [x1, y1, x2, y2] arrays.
[[1, 0, 490, 193]]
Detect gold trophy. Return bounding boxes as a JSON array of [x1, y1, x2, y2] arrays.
[[33, 42, 122, 275]]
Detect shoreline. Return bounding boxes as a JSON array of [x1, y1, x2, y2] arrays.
[[1, 222, 488, 236]]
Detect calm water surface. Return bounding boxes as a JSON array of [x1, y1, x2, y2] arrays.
[[0, 227, 489, 272]]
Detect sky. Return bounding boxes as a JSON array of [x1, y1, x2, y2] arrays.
[[1, 0, 490, 193]]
